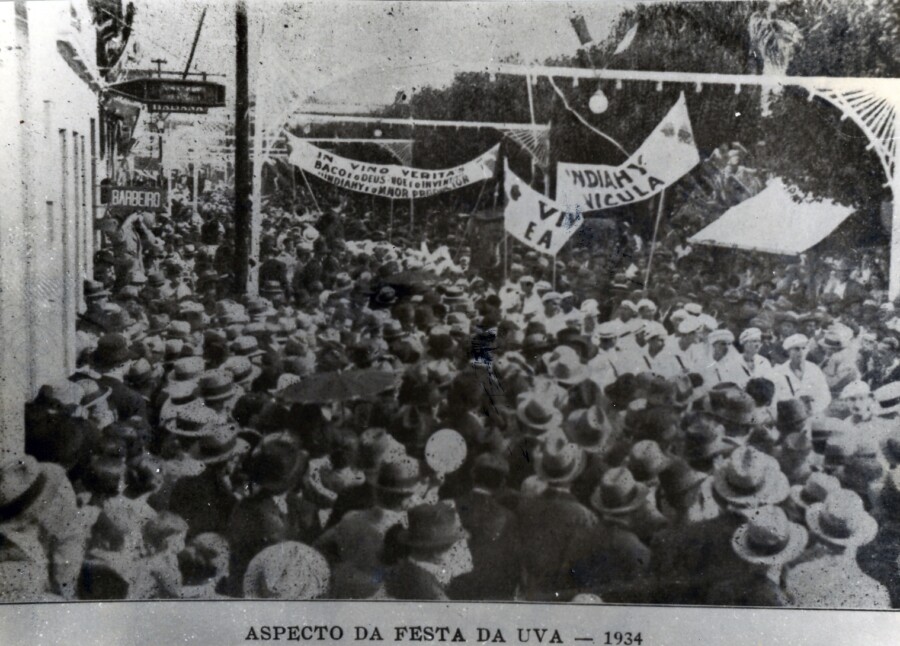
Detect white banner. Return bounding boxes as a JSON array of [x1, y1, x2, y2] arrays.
[[286, 135, 499, 199], [556, 92, 700, 210], [504, 161, 583, 256]]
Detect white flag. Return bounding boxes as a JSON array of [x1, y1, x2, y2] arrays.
[[504, 161, 583, 256], [556, 92, 700, 210]]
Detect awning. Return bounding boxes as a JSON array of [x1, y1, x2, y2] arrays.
[[688, 178, 855, 255]]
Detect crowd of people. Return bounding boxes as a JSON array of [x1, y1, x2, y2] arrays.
[[4, 176, 900, 607]]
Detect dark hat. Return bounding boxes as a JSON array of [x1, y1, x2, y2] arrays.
[[659, 457, 707, 498], [591, 466, 649, 515], [375, 456, 422, 494], [776, 399, 810, 432], [91, 334, 132, 369], [534, 437, 585, 485], [708, 386, 756, 426], [247, 432, 308, 494], [399, 502, 468, 550], [84, 280, 109, 302]]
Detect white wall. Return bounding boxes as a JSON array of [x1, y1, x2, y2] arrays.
[[0, 0, 102, 457]]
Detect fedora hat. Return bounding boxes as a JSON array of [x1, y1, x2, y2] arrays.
[[708, 387, 756, 426], [627, 440, 671, 483], [0, 455, 44, 511], [732, 505, 808, 566], [658, 457, 707, 498], [247, 432, 308, 494], [91, 334, 132, 370], [516, 395, 563, 433], [83, 279, 109, 302], [188, 423, 249, 466], [545, 354, 588, 386], [776, 399, 810, 432], [399, 502, 469, 551], [591, 466, 649, 515], [713, 446, 790, 508], [789, 472, 841, 511], [806, 489, 878, 548], [564, 408, 607, 452], [243, 542, 330, 599], [811, 417, 851, 454], [358, 428, 405, 479], [534, 437, 585, 485], [375, 456, 423, 495]]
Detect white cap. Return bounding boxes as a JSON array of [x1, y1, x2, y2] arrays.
[[708, 329, 735, 345], [677, 317, 702, 335], [739, 328, 762, 344], [637, 298, 657, 312], [619, 300, 638, 312], [595, 320, 624, 340], [840, 379, 871, 400], [782, 333, 809, 351], [699, 314, 719, 331], [644, 322, 668, 341], [684, 303, 703, 316], [580, 299, 599, 315]]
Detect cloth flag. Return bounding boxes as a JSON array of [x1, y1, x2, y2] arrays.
[[287, 135, 498, 200], [504, 161, 583, 256], [556, 92, 700, 211]]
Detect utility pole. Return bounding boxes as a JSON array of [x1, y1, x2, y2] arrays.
[[233, 0, 251, 294]]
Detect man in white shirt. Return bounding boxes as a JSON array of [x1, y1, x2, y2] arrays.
[[537, 292, 567, 336], [641, 322, 682, 378], [588, 321, 627, 389], [773, 334, 832, 415], [705, 329, 746, 387], [736, 327, 773, 383]]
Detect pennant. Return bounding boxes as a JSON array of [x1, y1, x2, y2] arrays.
[[613, 22, 639, 55], [556, 92, 700, 211], [504, 161, 583, 256], [570, 15, 593, 47]]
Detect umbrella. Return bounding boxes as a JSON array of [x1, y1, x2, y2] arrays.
[[385, 269, 440, 286], [278, 369, 398, 404]]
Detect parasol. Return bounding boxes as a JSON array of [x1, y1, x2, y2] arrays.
[[277, 369, 398, 404]]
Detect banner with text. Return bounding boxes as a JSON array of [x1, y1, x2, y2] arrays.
[[504, 161, 583, 256], [287, 135, 499, 199], [556, 92, 700, 210]]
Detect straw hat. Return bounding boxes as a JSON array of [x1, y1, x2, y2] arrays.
[[788, 472, 841, 511], [534, 437, 585, 485], [713, 446, 790, 508], [732, 505, 808, 566], [243, 542, 330, 599], [806, 489, 878, 548]]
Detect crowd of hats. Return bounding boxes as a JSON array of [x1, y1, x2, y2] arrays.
[[6, 180, 900, 605]]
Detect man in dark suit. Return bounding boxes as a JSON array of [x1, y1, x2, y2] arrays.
[[451, 454, 519, 599], [512, 438, 598, 600], [385, 502, 471, 600]]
